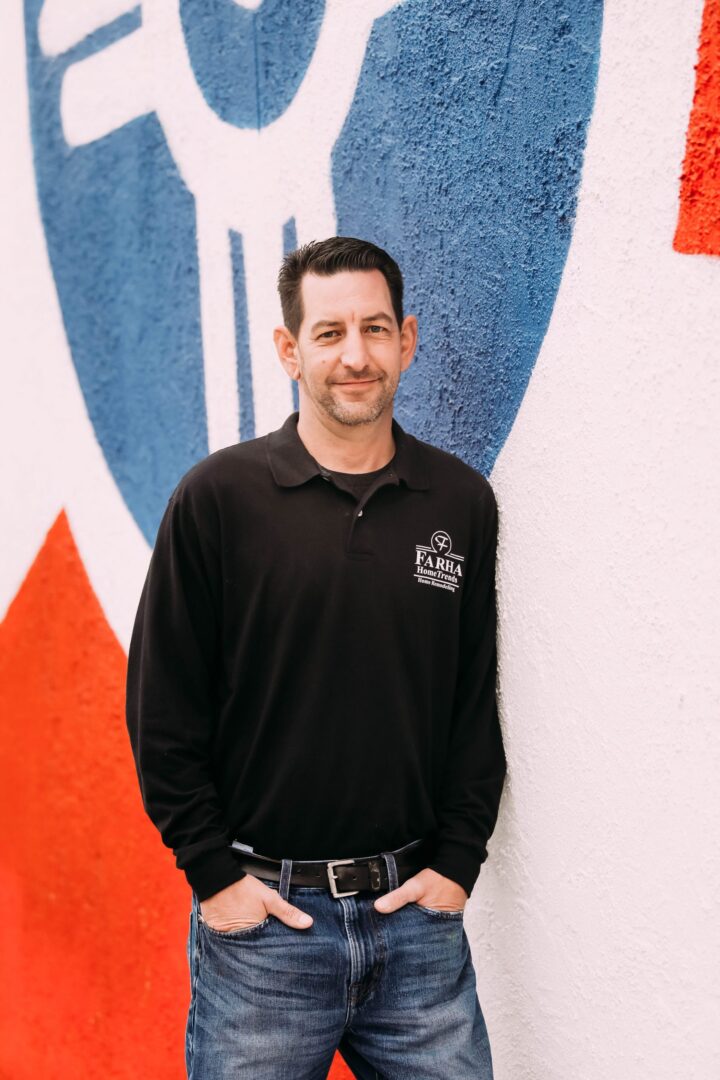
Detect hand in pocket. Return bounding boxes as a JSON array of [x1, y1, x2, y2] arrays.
[[200, 873, 314, 932]]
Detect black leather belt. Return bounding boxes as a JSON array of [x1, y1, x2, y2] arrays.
[[229, 837, 430, 899]]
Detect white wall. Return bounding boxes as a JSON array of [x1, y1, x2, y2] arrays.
[[472, 3, 720, 1077]]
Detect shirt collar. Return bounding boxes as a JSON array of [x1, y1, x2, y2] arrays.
[[266, 412, 430, 491]]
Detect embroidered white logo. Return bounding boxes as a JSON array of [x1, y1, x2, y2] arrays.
[[414, 531, 464, 594]]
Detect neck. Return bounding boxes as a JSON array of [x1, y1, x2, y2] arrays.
[[296, 404, 395, 473]]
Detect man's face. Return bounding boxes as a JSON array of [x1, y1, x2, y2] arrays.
[[289, 269, 416, 427]]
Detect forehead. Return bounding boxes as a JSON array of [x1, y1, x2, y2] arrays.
[[299, 269, 393, 326]]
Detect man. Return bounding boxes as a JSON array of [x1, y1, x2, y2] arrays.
[[125, 236, 506, 1079]]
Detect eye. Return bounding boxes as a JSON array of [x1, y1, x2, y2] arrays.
[[318, 330, 339, 340], [366, 324, 388, 334]]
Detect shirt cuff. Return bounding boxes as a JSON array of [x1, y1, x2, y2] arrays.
[[425, 842, 485, 899], [183, 846, 248, 902]]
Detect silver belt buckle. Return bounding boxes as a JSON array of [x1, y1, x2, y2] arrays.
[[326, 858, 360, 898]]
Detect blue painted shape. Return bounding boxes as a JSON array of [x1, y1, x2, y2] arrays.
[[334, 0, 603, 475], [231, 231, 255, 441], [25, 0, 602, 545], [283, 217, 300, 412], [24, 0, 208, 544], [180, 0, 325, 128]]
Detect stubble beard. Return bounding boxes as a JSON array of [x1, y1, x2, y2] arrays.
[[313, 372, 400, 427]]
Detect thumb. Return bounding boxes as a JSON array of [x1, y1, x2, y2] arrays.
[[374, 883, 415, 914], [266, 892, 314, 930]]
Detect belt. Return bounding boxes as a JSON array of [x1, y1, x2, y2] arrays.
[[229, 837, 430, 899]]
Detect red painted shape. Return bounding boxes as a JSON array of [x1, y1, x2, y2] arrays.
[[0, 511, 354, 1079], [674, 0, 720, 254], [332, 1056, 359, 1079]]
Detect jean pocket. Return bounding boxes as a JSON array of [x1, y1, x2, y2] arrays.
[[409, 902, 465, 919], [198, 913, 272, 939]]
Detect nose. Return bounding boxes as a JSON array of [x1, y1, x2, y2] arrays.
[[339, 328, 370, 371]]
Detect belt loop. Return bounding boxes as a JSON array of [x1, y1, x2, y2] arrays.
[[279, 858, 293, 901], [381, 852, 399, 892]]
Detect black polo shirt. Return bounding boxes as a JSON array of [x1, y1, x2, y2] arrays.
[[125, 412, 506, 901]]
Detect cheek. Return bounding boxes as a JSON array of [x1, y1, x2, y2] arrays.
[[302, 354, 334, 384], [318, 353, 336, 369]]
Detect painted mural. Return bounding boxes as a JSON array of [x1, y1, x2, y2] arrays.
[[24, 0, 602, 545], [4, 0, 714, 1077], [674, 0, 720, 253]]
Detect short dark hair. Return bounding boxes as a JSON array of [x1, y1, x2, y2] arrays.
[[277, 236, 404, 337]]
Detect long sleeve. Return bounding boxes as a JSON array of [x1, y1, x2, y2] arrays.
[[426, 481, 506, 897], [125, 480, 246, 901]]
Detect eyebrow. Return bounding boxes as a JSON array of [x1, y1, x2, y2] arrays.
[[310, 320, 342, 334], [309, 312, 394, 334]]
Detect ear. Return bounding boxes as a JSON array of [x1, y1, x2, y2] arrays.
[[274, 325, 301, 380], [399, 314, 418, 373]]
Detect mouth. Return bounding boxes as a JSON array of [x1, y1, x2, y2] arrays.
[[332, 377, 381, 387]]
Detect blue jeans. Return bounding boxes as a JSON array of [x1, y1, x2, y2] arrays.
[[185, 844, 493, 1079]]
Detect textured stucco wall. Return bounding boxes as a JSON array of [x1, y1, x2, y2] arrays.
[[476, 3, 720, 1077], [1, 0, 719, 1078]]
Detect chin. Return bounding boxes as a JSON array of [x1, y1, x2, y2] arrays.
[[327, 408, 378, 427], [330, 398, 394, 426]]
